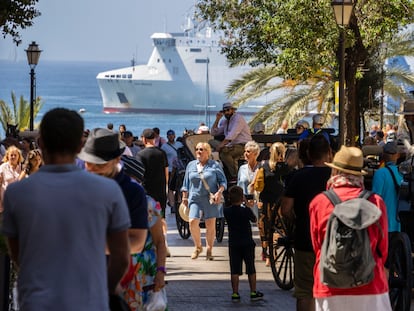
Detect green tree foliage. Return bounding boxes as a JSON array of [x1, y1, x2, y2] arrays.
[[0, 92, 43, 133], [196, 0, 414, 145], [0, 0, 40, 45]]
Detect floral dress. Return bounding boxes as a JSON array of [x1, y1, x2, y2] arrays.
[[121, 195, 166, 311]]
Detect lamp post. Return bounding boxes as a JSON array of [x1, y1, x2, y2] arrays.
[[25, 41, 42, 131], [331, 0, 354, 145]]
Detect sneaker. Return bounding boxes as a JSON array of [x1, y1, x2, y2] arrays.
[[250, 291, 264, 301], [231, 293, 240, 302], [191, 246, 203, 259]]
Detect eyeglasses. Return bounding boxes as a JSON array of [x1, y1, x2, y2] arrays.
[[223, 108, 231, 112], [195, 148, 204, 151]]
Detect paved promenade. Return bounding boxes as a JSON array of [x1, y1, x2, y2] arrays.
[[164, 210, 296, 310]]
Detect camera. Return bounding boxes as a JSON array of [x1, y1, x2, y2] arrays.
[[245, 194, 254, 200]]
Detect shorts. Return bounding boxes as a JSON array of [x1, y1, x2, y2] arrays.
[[229, 245, 256, 275], [293, 250, 315, 299], [189, 198, 223, 220]]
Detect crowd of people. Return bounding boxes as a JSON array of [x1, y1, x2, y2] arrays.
[[1, 100, 413, 311]]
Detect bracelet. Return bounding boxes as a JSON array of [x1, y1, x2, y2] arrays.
[[182, 198, 188, 201], [157, 266, 167, 274]]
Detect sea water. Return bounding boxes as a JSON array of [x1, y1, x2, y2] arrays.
[[0, 60, 217, 138]]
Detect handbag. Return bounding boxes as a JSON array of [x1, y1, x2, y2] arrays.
[[199, 171, 223, 205], [143, 288, 168, 311], [254, 166, 265, 193]]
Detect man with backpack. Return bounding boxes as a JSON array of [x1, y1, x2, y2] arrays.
[[309, 146, 391, 311]]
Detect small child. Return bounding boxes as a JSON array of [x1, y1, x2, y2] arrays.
[[223, 185, 264, 302]]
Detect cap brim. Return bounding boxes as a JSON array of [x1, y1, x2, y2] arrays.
[[325, 162, 367, 176]]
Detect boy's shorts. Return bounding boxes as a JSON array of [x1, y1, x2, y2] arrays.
[[229, 245, 256, 275]]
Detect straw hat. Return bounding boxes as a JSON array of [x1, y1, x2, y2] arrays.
[[399, 100, 414, 115], [325, 146, 367, 176], [178, 202, 190, 222]]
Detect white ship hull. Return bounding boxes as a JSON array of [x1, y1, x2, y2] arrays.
[[97, 27, 264, 114]]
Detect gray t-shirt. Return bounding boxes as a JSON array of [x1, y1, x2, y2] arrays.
[[2, 164, 130, 311]]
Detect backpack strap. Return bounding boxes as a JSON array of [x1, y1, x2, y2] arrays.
[[323, 189, 342, 206], [385, 165, 400, 194]]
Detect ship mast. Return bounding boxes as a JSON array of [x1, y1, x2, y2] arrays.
[[205, 57, 210, 127]]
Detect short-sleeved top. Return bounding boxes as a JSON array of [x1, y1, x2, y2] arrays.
[[224, 204, 256, 247], [161, 141, 184, 172], [372, 162, 403, 232], [114, 170, 148, 229], [284, 166, 331, 251], [2, 164, 130, 311], [181, 159, 227, 202], [136, 146, 168, 207]]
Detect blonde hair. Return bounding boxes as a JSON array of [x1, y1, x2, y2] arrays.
[[3, 145, 24, 164], [244, 141, 260, 156], [269, 142, 286, 171], [195, 142, 212, 157]]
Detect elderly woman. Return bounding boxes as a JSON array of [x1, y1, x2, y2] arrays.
[[254, 142, 289, 266], [181, 142, 227, 260], [309, 146, 390, 311], [237, 141, 260, 218], [0, 145, 24, 212]]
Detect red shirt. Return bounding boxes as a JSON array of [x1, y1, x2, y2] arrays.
[[309, 186, 389, 297]]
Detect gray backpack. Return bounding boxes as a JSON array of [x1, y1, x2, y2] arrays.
[[320, 190, 382, 288]]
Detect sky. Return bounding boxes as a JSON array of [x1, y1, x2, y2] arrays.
[[0, 0, 196, 63]]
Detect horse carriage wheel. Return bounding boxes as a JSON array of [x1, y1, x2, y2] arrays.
[[174, 191, 191, 239], [388, 232, 412, 311], [215, 217, 225, 243], [268, 208, 295, 290]]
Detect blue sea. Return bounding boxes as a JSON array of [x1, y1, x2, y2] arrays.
[[0, 60, 216, 138]]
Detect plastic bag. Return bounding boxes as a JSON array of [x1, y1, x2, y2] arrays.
[[143, 288, 167, 311]]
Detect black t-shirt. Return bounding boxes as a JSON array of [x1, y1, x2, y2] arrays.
[[136, 146, 168, 208], [224, 204, 256, 247], [259, 161, 289, 204], [284, 166, 331, 251]]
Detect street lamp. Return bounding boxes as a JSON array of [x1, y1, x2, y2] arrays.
[[25, 41, 42, 131], [331, 0, 354, 145]]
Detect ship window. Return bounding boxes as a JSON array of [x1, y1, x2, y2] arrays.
[[190, 48, 202, 52], [122, 74, 127, 78], [169, 59, 171, 63], [110, 75, 115, 78], [157, 59, 160, 63], [127, 74, 132, 79], [117, 92, 129, 104], [116, 75, 121, 78], [105, 74, 109, 78]]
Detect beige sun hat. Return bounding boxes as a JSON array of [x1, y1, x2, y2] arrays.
[[325, 146, 367, 176], [178, 202, 190, 222]]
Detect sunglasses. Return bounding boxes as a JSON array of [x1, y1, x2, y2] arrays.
[[195, 148, 205, 151], [223, 108, 231, 112], [296, 126, 304, 129]]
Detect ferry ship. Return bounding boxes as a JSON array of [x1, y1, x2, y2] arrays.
[[96, 19, 264, 115]]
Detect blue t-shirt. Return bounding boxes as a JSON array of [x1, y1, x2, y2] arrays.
[[372, 162, 403, 232]]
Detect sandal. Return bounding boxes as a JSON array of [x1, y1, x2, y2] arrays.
[[191, 246, 203, 259], [206, 250, 214, 261]]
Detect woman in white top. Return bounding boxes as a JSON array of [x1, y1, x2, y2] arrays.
[[0, 145, 23, 212]]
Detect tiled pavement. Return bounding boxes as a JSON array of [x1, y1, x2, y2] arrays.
[[164, 209, 296, 310]]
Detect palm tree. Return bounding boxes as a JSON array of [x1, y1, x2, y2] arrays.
[[228, 31, 414, 135], [0, 91, 43, 134]]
